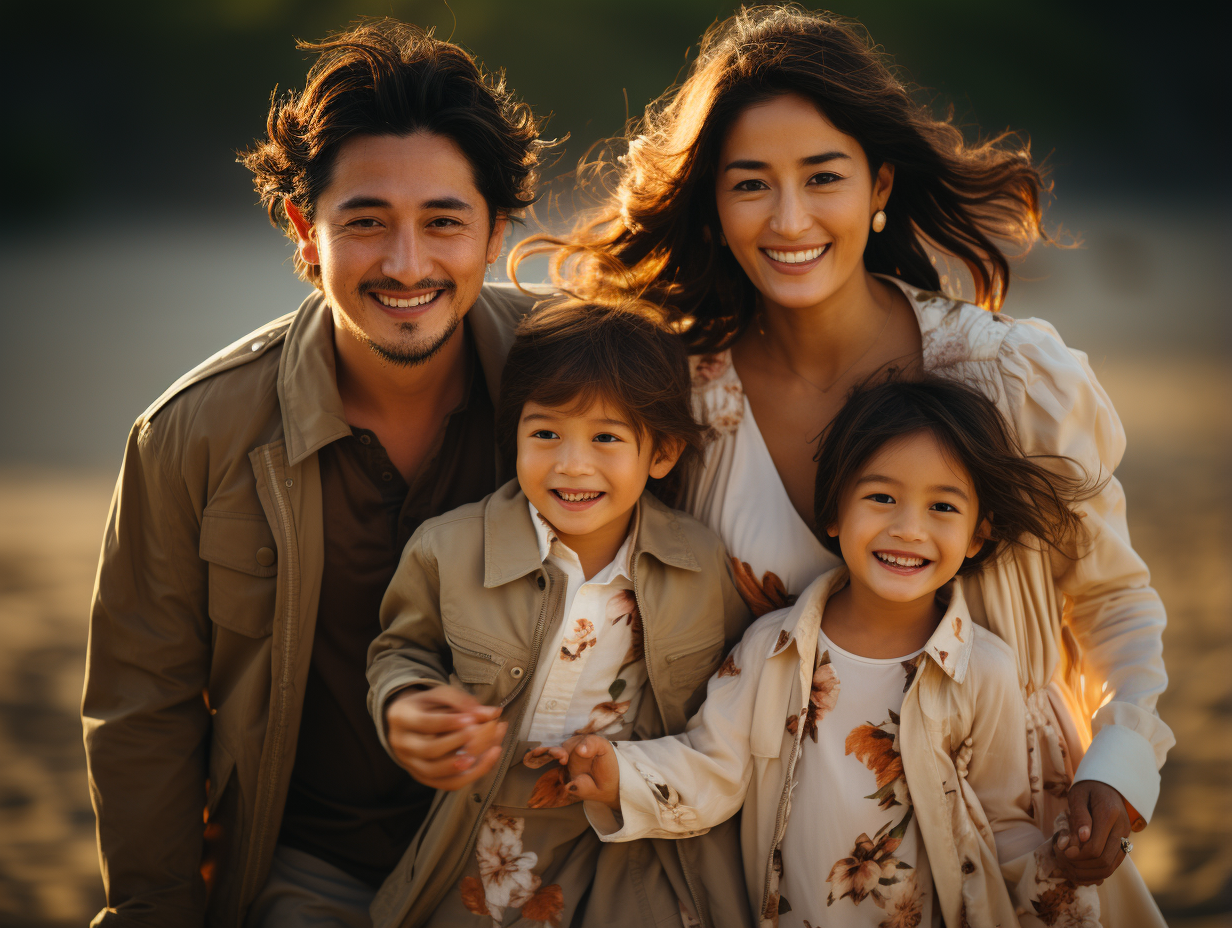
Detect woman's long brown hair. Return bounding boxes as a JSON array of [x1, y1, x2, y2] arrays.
[[511, 5, 1049, 353]]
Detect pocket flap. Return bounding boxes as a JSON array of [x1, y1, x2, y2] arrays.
[[445, 631, 507, 685], [200, 510, 278, 577]]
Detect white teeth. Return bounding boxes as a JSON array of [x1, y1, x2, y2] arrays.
[[765, 245, 827, 264], [375, 291, 439, 308], [557, 490, 602, 502], [876, 552, 926, 568]]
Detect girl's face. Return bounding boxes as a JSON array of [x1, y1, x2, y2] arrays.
[[827, 430, 986, 606], [714, 93, 893, 316]]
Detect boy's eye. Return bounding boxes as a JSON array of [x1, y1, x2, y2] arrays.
[[865, 492, 895, 504], [593, 433, 621, 444], [530, 429, 558, 440]]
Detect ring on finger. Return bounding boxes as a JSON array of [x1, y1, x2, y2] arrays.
[[1119, 837, 1133, 855]]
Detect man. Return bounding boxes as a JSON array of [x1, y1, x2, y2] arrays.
[[82, 20, 545, 927]]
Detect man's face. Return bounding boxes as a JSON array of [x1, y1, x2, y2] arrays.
[[299, 132, 506, 366]]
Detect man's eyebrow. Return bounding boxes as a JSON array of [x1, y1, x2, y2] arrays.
[[423, 196, 473, 211], [337, 195, 391, 210], [723, 151, 851, 172]]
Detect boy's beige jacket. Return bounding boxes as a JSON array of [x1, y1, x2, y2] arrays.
[[594, 568, 1145, 928], [366, 480, 753, 928], [82, 286, 535, 927]]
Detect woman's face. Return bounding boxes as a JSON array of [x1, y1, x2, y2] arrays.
[[713, 93, 893, 316]]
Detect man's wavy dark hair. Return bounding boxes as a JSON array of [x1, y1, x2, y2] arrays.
[[241, 18, 547, 287]]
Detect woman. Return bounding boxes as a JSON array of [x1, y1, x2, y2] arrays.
[[513, 5, 1169, 922]]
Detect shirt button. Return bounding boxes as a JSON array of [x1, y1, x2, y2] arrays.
[[382, 471, 393, 481], [255, 547, 276, 567], [510, 666, 524, 679], [546, 700, 557, 709], [360, 434, 371, 445], [250, 340, 264, 352]]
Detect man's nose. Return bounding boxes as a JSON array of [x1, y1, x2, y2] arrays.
[[769, 188, 811, 240], [383, 227, 428, 281]]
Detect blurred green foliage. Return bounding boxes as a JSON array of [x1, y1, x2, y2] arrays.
[[3, 0, 1220, 215]]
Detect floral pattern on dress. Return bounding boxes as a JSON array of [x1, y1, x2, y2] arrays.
[[760, 848, 791, 928], [1016, 815, 1102, 927], [526, 767, 573, 809], [877, 871, 925, 928], [825, 810, 915, 907], [462, 810, 565, 926], [631, 758, 698, 830], [786, 651, 841, 742], [731, 557, 795, 617], [901, 655, 923, 693], [846, 709, 910, 809]]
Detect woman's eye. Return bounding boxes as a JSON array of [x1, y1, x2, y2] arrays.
[[732, 178, 769, 192], [807, 172, 842, 186], [531, 430, 558, 440], [593, 433, 621, 444], [866, 493, 894, 504]]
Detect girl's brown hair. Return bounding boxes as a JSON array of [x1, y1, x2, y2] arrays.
[[814, 378, 1094, 575], [497, 300, 709, 504], [512, 4, 1047, 352]]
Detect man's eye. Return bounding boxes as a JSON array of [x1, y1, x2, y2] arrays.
[[428, 217, 462, 228], [531, 430, 558, 440], [866, 493, 894, 504], [593, 433, 621, 444], [347, 218, 381, 229]]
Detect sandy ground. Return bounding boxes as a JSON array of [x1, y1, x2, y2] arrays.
[[0, 354, 1227, 926]]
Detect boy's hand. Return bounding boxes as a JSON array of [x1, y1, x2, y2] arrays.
[[525, 735, 621, 810], [1053, 781, 1132, 884], [384, 685, 507, 791]]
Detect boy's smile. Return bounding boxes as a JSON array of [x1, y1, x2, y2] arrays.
[[516, 398, 681, 578]]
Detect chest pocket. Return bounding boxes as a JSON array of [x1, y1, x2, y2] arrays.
[[200, 509, 278, 638]]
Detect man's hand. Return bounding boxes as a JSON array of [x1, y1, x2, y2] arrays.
[[384, 685, 506, 790], [524, 735, 621, 810], [1053, 780, 1132, 884]]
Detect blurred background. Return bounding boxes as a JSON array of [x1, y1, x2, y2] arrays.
[[0, 1, 1227, 924]]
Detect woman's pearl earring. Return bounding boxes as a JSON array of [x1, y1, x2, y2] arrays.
[[871, 210, 887, 233]]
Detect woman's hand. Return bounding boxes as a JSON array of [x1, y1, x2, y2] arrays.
[[384, 685, 506, 790], [1053, 780, 1133, 884]]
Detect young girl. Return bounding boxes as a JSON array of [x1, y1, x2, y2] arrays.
[[533, 379, 1148, 928], [365, 300, 753, 928]]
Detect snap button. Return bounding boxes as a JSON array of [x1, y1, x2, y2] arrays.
[[359, 434, 371, 445], [382, 471, 393, 481], [510, 666, 524, 679], [255, 546, 276, 567], [536, 576, 546, 590], [250, 340, 264, 352], [284, 478, 293, 488]]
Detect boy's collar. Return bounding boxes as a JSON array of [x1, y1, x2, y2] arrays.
[[767, 566, 976, 683], [527, 500, 639, 582], [482, 480, 700, 588]]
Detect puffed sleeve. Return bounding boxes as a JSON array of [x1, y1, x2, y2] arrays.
[[995, 316, 1173, 820]]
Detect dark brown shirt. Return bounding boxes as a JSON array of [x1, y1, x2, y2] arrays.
[[278, 338, 497, 887]]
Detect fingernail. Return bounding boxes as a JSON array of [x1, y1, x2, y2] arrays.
[[1056, 835, 1069, 849], [1079, 828, 1090, 841]]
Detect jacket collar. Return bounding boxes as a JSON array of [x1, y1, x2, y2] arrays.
[[483, 480, 701, 588], [277, 287, 528, 467], [766, 566, 976, 683]]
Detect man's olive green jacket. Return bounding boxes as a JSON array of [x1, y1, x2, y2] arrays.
[[82, 285, 535, 927]]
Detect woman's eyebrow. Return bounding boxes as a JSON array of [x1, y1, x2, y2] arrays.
[[800, 150, 851, 166], [723, 150, 851, 172]]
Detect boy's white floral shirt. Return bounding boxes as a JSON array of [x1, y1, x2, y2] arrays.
[[586, 567, 1107, 928]]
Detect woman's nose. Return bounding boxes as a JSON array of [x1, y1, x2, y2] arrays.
[[769, 188, 811, 239]]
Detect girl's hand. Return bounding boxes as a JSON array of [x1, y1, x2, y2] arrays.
[[1053, 780, 1132, 884], [384, 685, 506, 790], [524, 735, 621, 810]]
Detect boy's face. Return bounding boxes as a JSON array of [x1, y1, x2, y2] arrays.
[[827, 429, 986, 605], [516, 397, 680, 548]]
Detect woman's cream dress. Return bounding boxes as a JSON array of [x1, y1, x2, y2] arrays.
[[684, 279, 1171, 925]]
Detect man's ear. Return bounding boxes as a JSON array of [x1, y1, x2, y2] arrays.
[[967, 516, 993, 559], [648, 438, 685, 480], [486, 214, 509, 267], [284, 199, 320, 266]]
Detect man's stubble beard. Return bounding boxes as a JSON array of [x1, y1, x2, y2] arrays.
[[365, 310, 461, 367]]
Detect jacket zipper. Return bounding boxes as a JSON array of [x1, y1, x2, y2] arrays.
[[240, 448, 301, 905], [428, 570, 561, 910], [634, 558, 708, 927]]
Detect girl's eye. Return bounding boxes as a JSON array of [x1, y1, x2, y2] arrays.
[[930, 502, 959, 513], [866, 493, 895, 504], [531, 429, 558, 440], [732, 178, 769, 192], [593, 433, 621, 444], [807, 172, 843, 186]]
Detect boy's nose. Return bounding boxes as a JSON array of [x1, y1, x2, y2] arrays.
[[554, 445, 595, 476]]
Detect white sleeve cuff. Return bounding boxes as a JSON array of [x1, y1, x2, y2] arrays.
[[1073, 723, 1161, 821]]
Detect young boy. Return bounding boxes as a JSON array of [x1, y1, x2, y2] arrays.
[[365, 300, 753, 927]]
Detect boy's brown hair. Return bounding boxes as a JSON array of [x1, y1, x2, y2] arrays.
[[497, 300, 709, 503], [814, 378, 1097, 574]]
